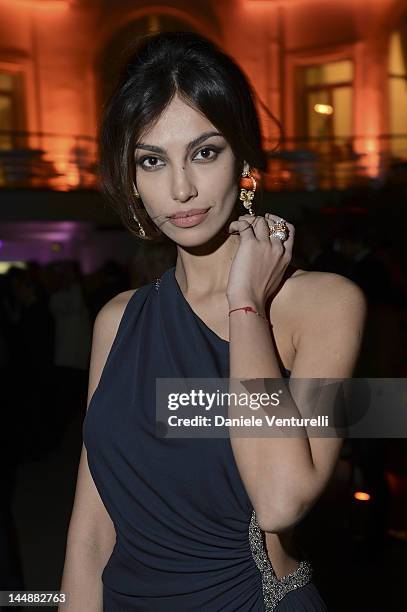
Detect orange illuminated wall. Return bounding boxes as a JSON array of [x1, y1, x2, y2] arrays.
[[0, 0, 97, 189], [0, 0, 405, 188]]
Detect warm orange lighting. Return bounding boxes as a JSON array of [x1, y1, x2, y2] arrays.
[[314, 104, 333, 115], [354, 491, 371, 501], [52, 158, 80, 191], [363, 137, 380, 178], [366, 137, 379, 153], [14, 0, 69, 10]]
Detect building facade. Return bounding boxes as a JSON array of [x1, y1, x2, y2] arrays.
[[0, 0, 406, 265]]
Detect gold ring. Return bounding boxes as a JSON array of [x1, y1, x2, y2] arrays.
[[269, 218, 289, 242]]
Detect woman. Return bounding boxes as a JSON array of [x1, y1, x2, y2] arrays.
[[59, 32, 366, 611]]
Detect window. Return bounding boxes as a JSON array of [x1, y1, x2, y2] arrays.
[[0, 70, 25, 150], [297, 59, 353, 151], [0, 72, 16, 149], [388, 28, 407, 158]]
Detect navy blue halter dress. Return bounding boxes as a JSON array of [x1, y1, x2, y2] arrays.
[[83, 265, 329, 611]]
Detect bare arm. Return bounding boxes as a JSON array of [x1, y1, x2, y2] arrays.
[[228, 272, 367, 532], [58, 290, 137, 611]]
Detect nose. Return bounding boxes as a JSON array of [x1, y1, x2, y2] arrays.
[[171, 167, 198, 202]]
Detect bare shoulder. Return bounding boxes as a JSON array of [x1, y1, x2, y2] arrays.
[[273, 268, 367, 347], [87, 289, 139, 406], [94, 289, 139, 332], [287, 268, 366, 308], [92, 288, 139, 357]]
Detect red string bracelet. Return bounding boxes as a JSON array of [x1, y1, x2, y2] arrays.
[[228, 305, 270, 324]]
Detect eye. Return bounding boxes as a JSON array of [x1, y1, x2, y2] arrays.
[[136, 156, 165, 171], [194, 146, 220, 161]]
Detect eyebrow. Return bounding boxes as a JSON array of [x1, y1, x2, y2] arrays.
[[134, 130, 224, 154]]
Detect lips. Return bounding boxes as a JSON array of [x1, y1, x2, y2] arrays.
[[169, 207, 210, 219], [168, 208, 211, 228]]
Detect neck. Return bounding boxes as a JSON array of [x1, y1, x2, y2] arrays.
[[174, 232, 240, 298]]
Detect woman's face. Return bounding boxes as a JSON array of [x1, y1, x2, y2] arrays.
[[134, 93, 239, 246]]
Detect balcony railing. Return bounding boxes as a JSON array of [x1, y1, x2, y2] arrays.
[[0, 130, 98, 191], [264, 134, 407, 191], [0, 130, 406, 192]]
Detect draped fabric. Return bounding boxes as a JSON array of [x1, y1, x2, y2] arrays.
[[83, 265, 327, 611]]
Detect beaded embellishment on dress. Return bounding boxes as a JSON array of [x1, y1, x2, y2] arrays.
[[249, 510, 313, 611], [155, 276, 161, 292]]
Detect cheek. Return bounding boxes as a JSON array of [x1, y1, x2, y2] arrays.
[[135, 176, 164, 215], [137, 193, 163, 224], [207, 162, 238, 201], [144, 203, 163, 225], [200, 183, 238, 211], [222, 170, 239, 206]]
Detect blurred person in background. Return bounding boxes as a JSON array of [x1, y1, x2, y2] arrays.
[[296, 211, 348, 275], [88, 259, 128, 323], [49, 261, 92, 435]]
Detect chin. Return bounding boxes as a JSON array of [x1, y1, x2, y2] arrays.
[[170, 225, 230, 249]]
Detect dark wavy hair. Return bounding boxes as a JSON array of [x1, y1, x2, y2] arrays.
[[99, 30, 278, 242]]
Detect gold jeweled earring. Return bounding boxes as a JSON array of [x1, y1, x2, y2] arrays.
[[131, 182, 146, 237], [239, 162, 256, 216]]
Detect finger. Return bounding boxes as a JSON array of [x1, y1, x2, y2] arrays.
[[228, 219, 253, 234], [237, 215, 257, 242], [249, 215, 271, 241], [229, 215, 256, 239]]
